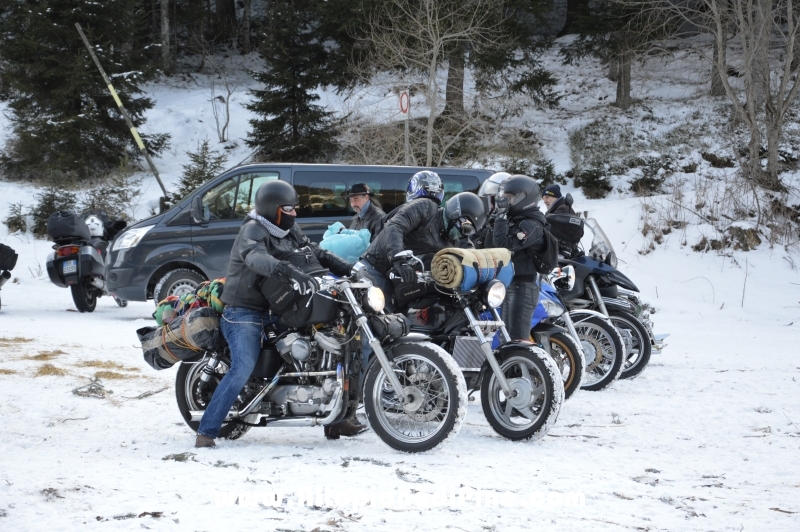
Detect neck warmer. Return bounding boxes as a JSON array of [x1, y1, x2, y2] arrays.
[[250, 209, 289, 238]]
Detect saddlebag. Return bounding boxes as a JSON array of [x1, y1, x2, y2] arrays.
[[137, 307, 224, 370], [46, 210, 91, 243], [0, 243, 18, 272], [547, 214, 584, 244], [368, 313, 411, 344]]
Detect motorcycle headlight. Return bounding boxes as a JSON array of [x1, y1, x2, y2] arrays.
[[541, 299, 564, 318], [363, 286, 385, 313], [483, 280, 506, 309], [111, 226, 154, 251], [604, 251, 618, 269]]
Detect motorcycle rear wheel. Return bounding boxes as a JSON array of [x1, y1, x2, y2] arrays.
[[610, 310, 652, 380], [175, 358, 251, 440], [70, 281, 97, 313], [481, 347, 564, 441], [574, 316, 624, 391], [364, 342, 466, 453]]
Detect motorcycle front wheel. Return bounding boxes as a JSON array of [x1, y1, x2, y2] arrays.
[[481, 347, 564, 441], [541, 331, 585, 401], [364, 342, 467, 453], [574, 316, 625, 391], [70, 281, 97, 313], [610, 310, 652, 380], [175, 357, 251, 440]]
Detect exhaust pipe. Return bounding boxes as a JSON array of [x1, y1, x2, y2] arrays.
[[0, 270, 10, 289], [89, 277, 105, 291]]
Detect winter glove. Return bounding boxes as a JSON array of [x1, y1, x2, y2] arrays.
[[276, 262, 318, 295], [494, 195, 509, 215], [390, 263, 416, 285]]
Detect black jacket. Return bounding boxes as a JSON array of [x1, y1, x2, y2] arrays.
[[349, 200, 386, 240], [363, 198, 449, 275], [491, 208, 547, 281], [221, 217, 352, 310], [546, 197, 575, 215]]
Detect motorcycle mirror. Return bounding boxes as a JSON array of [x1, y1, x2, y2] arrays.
[[191, 196, 208, 224]]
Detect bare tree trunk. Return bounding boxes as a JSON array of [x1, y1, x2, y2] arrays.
[[215, 0, 237, 42], [161, 0, 170, 72], [443, 45, 465, 116], [615, 53, 632, 110], [751, 0, 770, 111], [426, 54, 438, 167], [608, 57, 618, 82], [711, 29, 726, 96], [243, 0, 252, 54]]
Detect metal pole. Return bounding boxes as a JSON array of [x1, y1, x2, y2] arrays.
[[75, 23, 169, 207]]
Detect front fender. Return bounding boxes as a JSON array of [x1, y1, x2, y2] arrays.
[[569, 309, 613, 324], [383, 333, 432, 352], [476, 340, 548, 388]]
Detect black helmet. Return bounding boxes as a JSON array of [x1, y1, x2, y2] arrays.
[[443, 192, 487, 239], [255, 180, 299, 222], [500, 175, 541, 216]]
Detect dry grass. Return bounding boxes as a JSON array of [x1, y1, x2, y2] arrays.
[[0, 337, 34, 348], [94, 371, 135, 380], [22, 349, 67, 361], [77, 360, 139, 372], [35, 364, 67, 377], [0, 368, 17, 375]]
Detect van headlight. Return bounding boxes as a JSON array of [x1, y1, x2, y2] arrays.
[[483, 280, 506, 309], [364, 287, 385, 313], [112, 226, 154, 251], [541, 299, 565, 318]]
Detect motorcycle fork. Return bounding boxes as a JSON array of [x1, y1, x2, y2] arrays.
[[342, 286, 408, 404], [461, 302, 514, 397], [587, 276, 610, 316], [558, 312, 588, 361]]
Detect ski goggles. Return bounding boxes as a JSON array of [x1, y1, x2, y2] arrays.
[[279, 205, 297, 213]]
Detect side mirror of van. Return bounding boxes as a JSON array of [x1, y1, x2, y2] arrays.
[[191, 196, 208, 224]]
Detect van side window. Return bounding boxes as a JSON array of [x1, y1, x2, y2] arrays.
[[440, 174, 480, 202], [293, 171, 400, 218], [202, 177, 238, 220], [235, 172, 280, 218]]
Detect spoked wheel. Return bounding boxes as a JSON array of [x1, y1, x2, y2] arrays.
[[610, 311, 652, 380], [480, 347, 564, 441], [70, 281, 97, 313], [175, 357, 251, 440], [574, 316, 625, 391], [364, 342, 466, 453], [543, 332, 585, 401]]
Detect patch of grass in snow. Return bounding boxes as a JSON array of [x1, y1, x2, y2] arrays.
[[0, 336, 34, 348], [23, 349, 66, 361], [77, 360, 139, 372], [0, 368, 17, 375], [35, 363, 67, 377], [94, 370, 135, 380]]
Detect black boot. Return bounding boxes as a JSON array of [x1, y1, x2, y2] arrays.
[[324, 418, 368, 439]]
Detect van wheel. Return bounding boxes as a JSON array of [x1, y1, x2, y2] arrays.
[[153, 269, 206, 305]]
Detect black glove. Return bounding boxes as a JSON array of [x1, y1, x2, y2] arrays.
[[390, 263, 416, 285], [494, 195, 509, 215], [276, 263, 318, 294]]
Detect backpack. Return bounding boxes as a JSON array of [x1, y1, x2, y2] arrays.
[[528, 221, 559, 275]]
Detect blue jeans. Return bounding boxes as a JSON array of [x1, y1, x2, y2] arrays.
[[198, 306, 272, 439]]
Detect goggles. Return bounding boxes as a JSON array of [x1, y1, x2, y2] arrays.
[[279, 205, 297, 213]]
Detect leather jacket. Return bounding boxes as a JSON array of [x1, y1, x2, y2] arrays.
[[221, 217, 353, 310], [362, 198, 449, 275], [349, 201, 386, 240], [491, 208, 547, 281], [546, 197, 575, 215]]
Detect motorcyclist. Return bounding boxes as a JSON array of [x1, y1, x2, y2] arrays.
[[346, 183, 386, 238], [489, 175, 548, 341], [542, 185, 576, 215], [473, 171, 511, 248], [195, 180, 356, 448]]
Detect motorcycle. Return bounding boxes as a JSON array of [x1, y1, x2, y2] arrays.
[[176, 274, 467, 453], [0, 243, 18, 311], [45, 211, 128, 312], [391, 250, 564, 442], [555, 217, 668, 380]]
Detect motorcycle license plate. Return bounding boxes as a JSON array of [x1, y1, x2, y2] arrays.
[[63, 259, 77, 274]]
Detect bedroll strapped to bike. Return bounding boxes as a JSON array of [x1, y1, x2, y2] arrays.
[[430, 247, 514, 292], [138, 307, 224, 371]]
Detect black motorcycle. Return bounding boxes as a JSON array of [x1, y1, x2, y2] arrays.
[[389, 250, 564, 442], [172, 274, 467, 453], [45, 210, 127, 312], [0, 243, 18, 311]]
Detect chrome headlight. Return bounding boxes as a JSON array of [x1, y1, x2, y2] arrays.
[[364, 286, 385, 313], [483, 280, 506, 309], [605, 251, 618, 269], [541, 299, 564, 318], [112, 226, 154, 251]]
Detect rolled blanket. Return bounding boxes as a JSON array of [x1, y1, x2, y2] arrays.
[[431, 248, 480, 290], [479, 248, 514, 287]]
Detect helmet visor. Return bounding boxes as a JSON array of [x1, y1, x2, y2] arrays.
[[504, 191, 527, 206]]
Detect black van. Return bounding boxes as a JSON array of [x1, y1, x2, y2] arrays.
[[105, 163, 492, 303]]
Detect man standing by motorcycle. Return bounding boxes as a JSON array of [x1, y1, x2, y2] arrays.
[[196, 180, 356, 448], [347, 183, 386, 239], [490, 175, 549, 341], [542, 185, 576, 215]]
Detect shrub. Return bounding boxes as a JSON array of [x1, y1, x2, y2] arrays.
[[30, 186, 78, 238], [3, 202, 27, 233], [167, 139, 229, 207], [574, 168, 613, 199]]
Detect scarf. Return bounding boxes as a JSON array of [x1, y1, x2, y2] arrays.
[[249, 209, 289, 238]]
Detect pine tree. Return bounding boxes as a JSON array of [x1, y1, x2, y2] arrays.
[[0, 0, 169, 181], [245, 0, 337, 162], [173, 139, 229, 201]]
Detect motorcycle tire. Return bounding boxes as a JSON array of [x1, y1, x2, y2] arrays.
[[481, 347, 564, 441], [610, 310, 652, 380], [154, 268, 206, 305], [175, 358, 251, 440], [364, 341, 467, 453], [536, 331, 584, 401], [574, 316, 625, 391], [70, 281, 97, 313]]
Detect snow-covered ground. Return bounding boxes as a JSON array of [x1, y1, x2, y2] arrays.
[[2, 37, 800, 531]]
